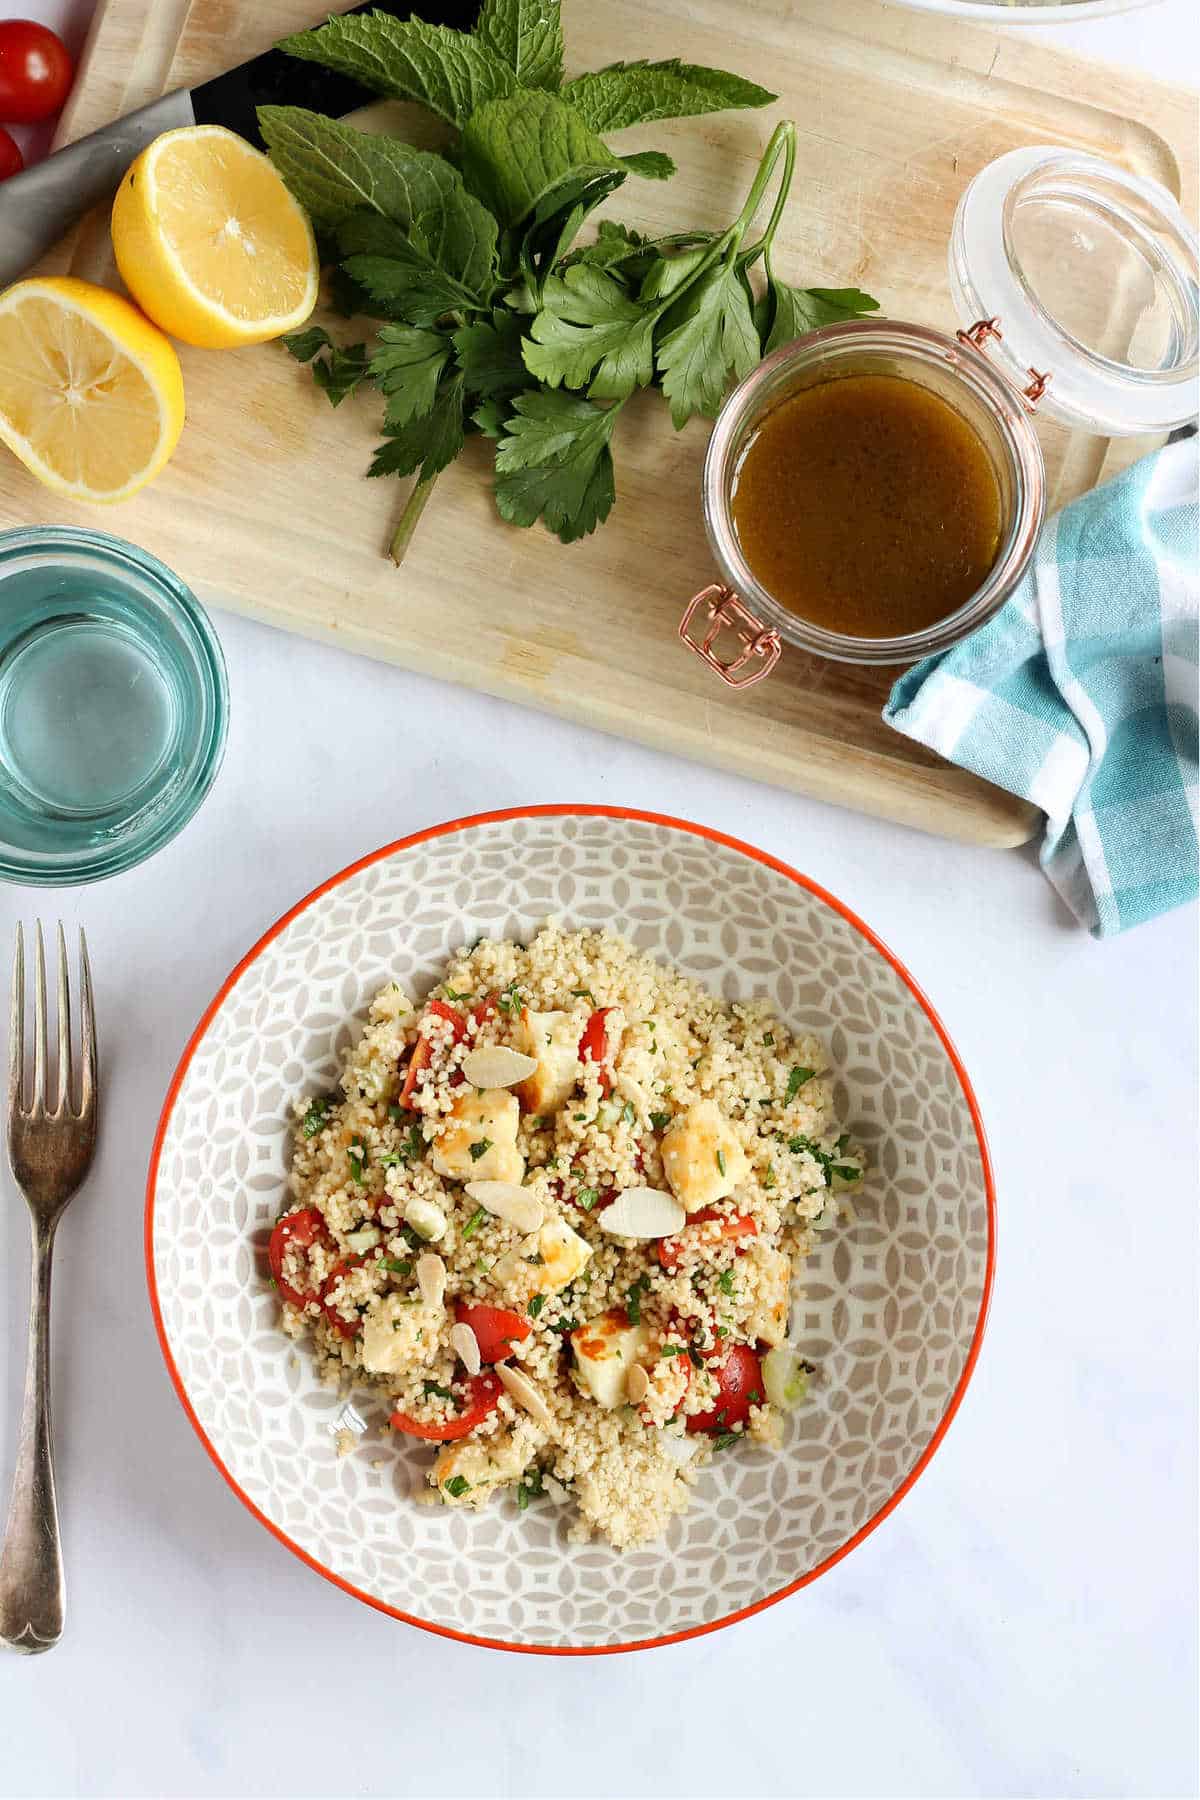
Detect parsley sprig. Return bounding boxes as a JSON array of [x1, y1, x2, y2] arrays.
[[264, 2, 877, 561]]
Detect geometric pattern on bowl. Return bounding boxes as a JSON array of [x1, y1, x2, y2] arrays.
[[146, 807, 994, 1653]]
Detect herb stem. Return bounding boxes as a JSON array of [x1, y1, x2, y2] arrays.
[[737, 120, 797, 273], [389, 472, 439, 565]]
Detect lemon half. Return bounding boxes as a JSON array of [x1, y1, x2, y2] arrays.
[[112, 123, 319, 349], [0, 276, 185, 503]]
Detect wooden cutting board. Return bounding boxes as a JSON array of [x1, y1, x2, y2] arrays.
[[5, 0, 1196, 845]]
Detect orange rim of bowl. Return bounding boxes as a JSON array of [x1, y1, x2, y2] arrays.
[[144, 804, 997, 1657]]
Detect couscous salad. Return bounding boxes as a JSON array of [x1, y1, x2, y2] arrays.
[[271, 925, 863, 1548]]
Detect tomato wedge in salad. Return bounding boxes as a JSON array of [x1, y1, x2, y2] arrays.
[[399, 998, 466, 1106], [578, 1006, 616, 1096], [319, 1255, 367, 1338], [454, 1300, 531, 1362], [391, 1372, 503, 1443], [268, 1206, 331, 1308], [687, 1342, 763, 1433], [658, 1207, 758, 1271]]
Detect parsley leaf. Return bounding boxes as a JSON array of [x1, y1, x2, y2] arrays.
[[339, 206, 497, 324], [528, 1293, 546, 1317], [461, 1206, 487, 1239], [381, 1257, 413, 1275], [368, 325, 452, 427], [368, 370, 466, 483], [561, 59, 775, 132], [785, 1066, 815, 1103], [494, 389, 620, 541], [301, 1096, 336, 1138], [444, 1474, 472, 1497], [575, 1187, 600, 1211], [650, 1111, 672, 1131], [626, 1272, 651, 1326], [712, 1430, 740, 1451], [469, 1138, 494, 1162], [524, 265, 655, 400], [656, 260, 759, 428], [424, 1380, 454, 1399], [760, 276, 880, 357]]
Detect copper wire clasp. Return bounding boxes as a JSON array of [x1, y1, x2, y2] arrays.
[[679, 585, 782, 688], [957, 316, 1052, 410]]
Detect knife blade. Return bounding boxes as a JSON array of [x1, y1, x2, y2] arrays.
[[0, 1, 480, 288]]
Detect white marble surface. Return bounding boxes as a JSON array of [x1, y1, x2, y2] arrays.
[[1, 3, 1198, 1797]]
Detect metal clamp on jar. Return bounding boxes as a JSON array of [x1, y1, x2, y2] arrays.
[[681, 147, 1199, 684]]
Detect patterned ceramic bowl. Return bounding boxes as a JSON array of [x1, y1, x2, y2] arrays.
[[146, 807, 994, 1655]]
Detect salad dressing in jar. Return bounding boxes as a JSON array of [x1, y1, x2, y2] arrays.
[[680, 147, 1199, 683]]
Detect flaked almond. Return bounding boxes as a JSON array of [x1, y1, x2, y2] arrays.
[[464, 1180, 544, 1234], [460, 1045, 538, 1089], [626, 1363, 650, 1405], [597, 1185, 686, 1239], [496, 1362, 553, 1429], [450, 1321, 482, 1376], [415, 1252, 446, 1308]]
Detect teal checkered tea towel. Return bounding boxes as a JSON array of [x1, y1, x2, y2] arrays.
[[885, 437, 1198, 936]]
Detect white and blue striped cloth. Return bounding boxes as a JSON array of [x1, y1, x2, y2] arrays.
[[886, 438, 1198, 936]]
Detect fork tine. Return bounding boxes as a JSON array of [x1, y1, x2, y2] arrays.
[[32, 922, 47, 1114], [56, 922, 72, 1117], [79, 927, 96, 1115], [9, 922, 23, 1115]]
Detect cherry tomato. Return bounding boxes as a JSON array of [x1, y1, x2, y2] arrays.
[[268, 1207, 331, 1308], [399, 998, 466, 1106], [658, 1207, 757, 1272], [454, 1299, 531, 1362], [319, 1255, 367, 1339], [391, 1372, 502, 1442], [579, 1006, 615, 1095], [0, 22, 73, 125], [687, 1342, 763, 1434], [0, 125, 22, 180]]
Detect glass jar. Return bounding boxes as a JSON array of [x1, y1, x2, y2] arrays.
[[681, 147, 1199, 684]]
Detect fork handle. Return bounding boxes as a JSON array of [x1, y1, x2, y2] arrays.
[[0, 1217, 63, 1654]]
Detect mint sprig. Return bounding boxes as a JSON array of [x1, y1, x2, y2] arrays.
[[267, 3, 878, 560]]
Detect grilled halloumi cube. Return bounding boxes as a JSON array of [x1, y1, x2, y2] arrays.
[[571, 1308, 650, 1409], [661, 1100, 750, 1212], [491, 1213, 593, 1300], [433, 1428, 531, 1506], [513, 1009, 581, 1116], [360, 1292, 444, 1375], [745, 1243, 792, 1348], [431, 1088, 524, 1183]]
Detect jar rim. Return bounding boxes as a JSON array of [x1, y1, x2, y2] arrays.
[[701, 318, 1047, 667]]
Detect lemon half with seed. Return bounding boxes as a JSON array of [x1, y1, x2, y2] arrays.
[[112, 124, 319, 349], [0, 276, 185, 502]]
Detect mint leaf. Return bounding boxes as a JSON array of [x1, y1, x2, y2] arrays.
[[453, 309, 529, 401], [460, 89, 624, 227], [476, 0, 563, 91], [657, 262, 759, 428], [338, 195, 498, 322], [762, 278, 879, 354], [369, 371, 466, 482], [277, 15, 517, 127], [524, 265, 654, 399], [616, 150, 676, 181], [369, 326, 452, 427], [259, 107, 471, 229], [494, 390, 620, 541], [562, 59, 775, 132]]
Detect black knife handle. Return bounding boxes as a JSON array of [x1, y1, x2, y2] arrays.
[[192, 1, 483, 145]]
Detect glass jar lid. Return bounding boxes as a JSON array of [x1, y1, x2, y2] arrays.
[[949, 146, 1199, 435]]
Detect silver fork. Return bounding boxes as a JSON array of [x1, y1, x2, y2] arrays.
[[0, 924, 97, 1654]]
